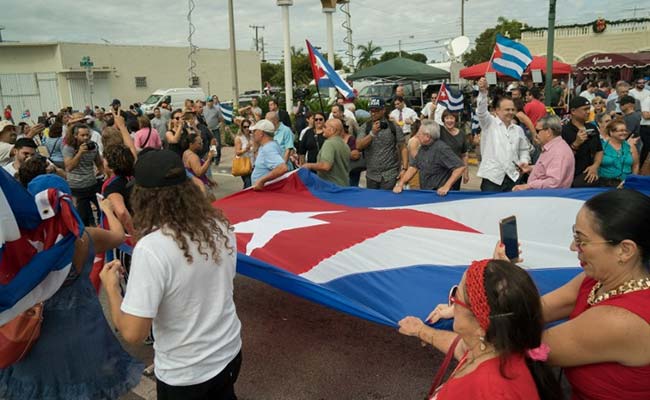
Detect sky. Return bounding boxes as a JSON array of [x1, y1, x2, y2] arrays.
[[1, 0, 647, 65]]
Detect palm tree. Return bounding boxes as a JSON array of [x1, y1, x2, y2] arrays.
[[356, 41, 382, 69]]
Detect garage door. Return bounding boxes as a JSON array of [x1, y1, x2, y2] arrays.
[[69, 77, 110, 111]]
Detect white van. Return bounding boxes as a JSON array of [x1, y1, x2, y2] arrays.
[[141, 88, 206, 113]]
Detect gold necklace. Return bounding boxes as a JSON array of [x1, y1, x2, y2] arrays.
[[588, 277, 650, 305]]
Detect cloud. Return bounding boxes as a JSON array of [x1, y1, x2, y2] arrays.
[[0, 0, 630, 63]]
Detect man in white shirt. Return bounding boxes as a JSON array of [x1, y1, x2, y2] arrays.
[[421, 92, 445, 123], [630, 78, 650, 104], [579, 81, 597, 103], [0, 120, 17, 166], [389, 97, 419, 136], [100, 149, 242, 399], [475, 76, 531, 192]]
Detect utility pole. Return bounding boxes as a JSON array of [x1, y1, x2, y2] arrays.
[[277, 0, 294, 111], [398, 39, 402, 57], [0, 26, 5, 42], [460, 1, 464, 36], [249, 25, 265, 53], [228, 0, 240, 109], [544, 0, 557, 107]]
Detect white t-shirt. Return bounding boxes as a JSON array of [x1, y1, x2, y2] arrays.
[[121, 224, 242, 386], [579, 90, 595, 102], [641, 97, 650, 126], [0, 142, 13, 166], [631, 88, 650, 104], [2, 161, 17, 177]]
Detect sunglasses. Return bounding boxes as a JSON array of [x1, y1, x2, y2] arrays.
[[242, 125, 250, 129], [448, 285, 471, 310], [314, 118, 324, 121], [174, 117, 181, 120]]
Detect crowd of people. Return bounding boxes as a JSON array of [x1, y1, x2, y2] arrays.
[[1, 72, 650, 400]]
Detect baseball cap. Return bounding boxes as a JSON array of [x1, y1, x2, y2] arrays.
[[369, 97, 385, 110], [134, 149, 188, 188], [110, 99, 121, 107], [569, 96, 591, 110], [250, 119, 276, 134], [0, 120, 15, 132]]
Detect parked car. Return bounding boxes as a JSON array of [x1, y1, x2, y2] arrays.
[[357, 81, 424, 111], [140, 87, 206, 113]]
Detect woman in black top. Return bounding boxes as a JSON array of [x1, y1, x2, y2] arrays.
[[439, 110, 469, 190], [298, 111, 326, 165], [165, 109, 189, 158]]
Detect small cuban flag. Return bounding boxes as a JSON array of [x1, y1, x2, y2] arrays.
[[490, 34, 533, 80], [438, 83, 464, 112], [21, 110, 31, 120], [306, 39, 355, 99], [220, 103, 234, 125]]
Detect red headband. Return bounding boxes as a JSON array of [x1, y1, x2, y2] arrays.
[[465, 259, 492, 331]]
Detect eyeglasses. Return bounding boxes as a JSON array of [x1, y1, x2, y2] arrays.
[[572, 224, 613, 251], [314, 118, 324, 121], [242, 126, 250, 129], [448, 285, 471, 310], [174, 117, 181, 120]]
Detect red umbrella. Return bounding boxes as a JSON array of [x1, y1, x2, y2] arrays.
[[459, 56, 572, 80]]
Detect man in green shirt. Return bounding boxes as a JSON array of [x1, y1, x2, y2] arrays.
[[550, 78, 563, 107], [302, 119, 351, 186]]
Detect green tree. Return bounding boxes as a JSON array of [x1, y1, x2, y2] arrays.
[[356, 40, 382, 69], [261, 62, 283, 86], [379, 51, 428, 64], [462, 17, 528, 66]]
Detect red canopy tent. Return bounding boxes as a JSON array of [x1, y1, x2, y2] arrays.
[[459, 56, 573, 80]]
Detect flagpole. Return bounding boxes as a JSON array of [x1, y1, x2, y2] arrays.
[[316, 81, 326, 114], [485, 47, 496, 75]]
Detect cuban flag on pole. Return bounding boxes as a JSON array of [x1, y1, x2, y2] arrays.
[[490, 34, 533, 80], [0, 169, 84, 325], [438, 83, 464, 112], [208, 170, 650, 327], [219, 103, 234, 125], [306, 40, 355, 99]]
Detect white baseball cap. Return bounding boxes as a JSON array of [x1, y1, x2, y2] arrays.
[[250, 119, 276, 134]]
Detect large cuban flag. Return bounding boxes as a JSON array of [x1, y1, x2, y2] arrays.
[[214, 169, 650, 327], [0, 169, 84, 325]]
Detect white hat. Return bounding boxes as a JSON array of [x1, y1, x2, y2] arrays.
[[0, 120, 15, 133], [250, 119, 276, 134]]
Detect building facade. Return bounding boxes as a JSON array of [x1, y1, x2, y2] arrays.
[[0, 42, 261, 119], [520, 18, 650, 65]]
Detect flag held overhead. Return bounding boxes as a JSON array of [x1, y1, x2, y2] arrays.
[[490, 34, 533, 80], [306, 40, 355, 99]]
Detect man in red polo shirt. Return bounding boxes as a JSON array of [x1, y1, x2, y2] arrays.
[[524, 87, 547, 126]]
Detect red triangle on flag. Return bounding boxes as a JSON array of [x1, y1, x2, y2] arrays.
[[437, 84, 449, 102]]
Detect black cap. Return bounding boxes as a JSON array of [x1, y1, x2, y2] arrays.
[[111, 99, 121, 107], [569, 96, 591, 110], [619, 95, 636, 106], [134, 149, 188, 188]]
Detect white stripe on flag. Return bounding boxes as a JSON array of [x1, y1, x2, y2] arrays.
[[497, 42, 533, 65], [493, 58, 526, 76]]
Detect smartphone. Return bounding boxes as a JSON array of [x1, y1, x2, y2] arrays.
[[585, 128, 596, 136], [499, 216, 519, 261], [210, 145, 217, 152], [96, 193, 105, 203]]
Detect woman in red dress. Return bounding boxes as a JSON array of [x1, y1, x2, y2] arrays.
[[541, 189, 650, 400], [399, 259, 563, 399]]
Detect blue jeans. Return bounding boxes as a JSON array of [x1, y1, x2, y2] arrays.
[[349, 170, 362, 187], [242, 174, 252, 189]]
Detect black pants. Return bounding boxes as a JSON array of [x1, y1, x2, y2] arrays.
[[211, 128, 222, 164], [156, 351, 242, 400], [366, 175, 397, 190], [640, 125, 650, 168], [480, 176, 517, 192], [71, 184, 98, 226]]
